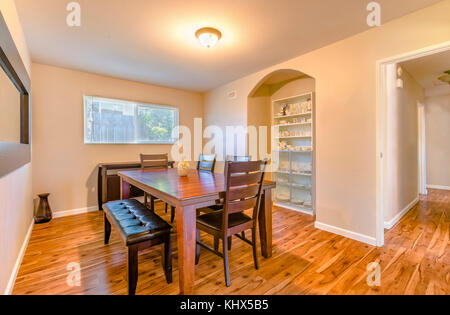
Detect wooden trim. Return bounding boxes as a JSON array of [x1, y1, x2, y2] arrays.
[[0, 13, 31, 178]]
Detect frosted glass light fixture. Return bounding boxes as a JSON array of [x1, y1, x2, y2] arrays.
[[195, 27, 222, 48]]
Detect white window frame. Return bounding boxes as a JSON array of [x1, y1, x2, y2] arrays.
[[83, 95, 179, 144]]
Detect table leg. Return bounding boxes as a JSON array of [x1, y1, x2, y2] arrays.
[[258, 189, 273, 258], [97, 167, 103, 211], [176, 205, 196, 295], [101, 167, 107, 209], [120, 178, 131, 200]]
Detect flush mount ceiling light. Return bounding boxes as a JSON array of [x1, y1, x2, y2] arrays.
[[195, 27, 222, 48], [438, 70, 450, 85]]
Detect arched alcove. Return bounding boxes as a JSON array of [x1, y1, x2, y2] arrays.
[[247, 69, 316, 215]]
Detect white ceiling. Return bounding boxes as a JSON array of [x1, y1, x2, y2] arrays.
[[401, 49, 450, 89], [14, 0, 443, 91]]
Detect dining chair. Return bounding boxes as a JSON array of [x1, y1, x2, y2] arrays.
[[226, 155, 252, 162], [140, 154, 171, 213], [199, 155, 252, 215], [195, 160, 267, 287], [197, 154, 216, 173]]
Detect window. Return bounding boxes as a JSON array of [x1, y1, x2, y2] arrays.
[[84, 96, 179, 144]]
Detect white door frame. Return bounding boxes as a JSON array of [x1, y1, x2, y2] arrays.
[[417, 101, 428, 196], [376, 41, 450, 247]]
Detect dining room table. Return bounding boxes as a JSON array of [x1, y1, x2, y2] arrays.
[[118, 167, 276, 295]]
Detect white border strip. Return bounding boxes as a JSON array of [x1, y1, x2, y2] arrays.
[[384, 197, 419, 230], [427, 185, 450, 191], [376, 41, 450, 247], [52, 206, 99, 219], [315, 221, 377, 246], [4, 220, 34, 295]]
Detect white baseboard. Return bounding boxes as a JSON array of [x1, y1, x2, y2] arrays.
[[4, 220, 34, 295], [427, 185, 450, 191], [314, 221, 377, 246], [384, 196, 419, 230], [52, 197, 145, 219], [52, 206, 99, 219]]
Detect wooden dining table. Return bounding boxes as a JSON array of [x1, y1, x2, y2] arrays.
[[118, 168, 276, 295]]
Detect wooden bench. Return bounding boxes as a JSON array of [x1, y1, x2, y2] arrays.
[[103, 199, 172, 295]]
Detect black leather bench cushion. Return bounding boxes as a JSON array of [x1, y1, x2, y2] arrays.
[[197, 210, 252, 231], [104, 199, 171, 246]]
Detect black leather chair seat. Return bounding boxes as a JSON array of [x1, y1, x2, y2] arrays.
[[103, 199, 171, 246], [197, 210, 252, 231]]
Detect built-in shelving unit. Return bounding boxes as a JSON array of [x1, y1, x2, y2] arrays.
[[272, 92, 315, 215]]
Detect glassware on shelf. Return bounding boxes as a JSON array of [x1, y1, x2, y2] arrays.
[[304, 201, 313, 208], [276, 194, 290, 203], [292, 199, 305, 206]]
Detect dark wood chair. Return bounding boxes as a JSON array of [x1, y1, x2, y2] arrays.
[[200, 155, 252, 215], [197, 154, 216, 173], [167, 155, 218, 224], [140, 154, 172, 214], [227, 155, 252, 162], [195, 160, 267, 287]]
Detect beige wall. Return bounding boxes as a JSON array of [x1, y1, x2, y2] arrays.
[[271, 78, 315, 101], [0, 0, 32, 295], [247, 96, 271, 163], [0, 66, 21, 143], [31, 63, 203, 214], [204, 1, 450, 241], [425, 93, 450, 188], [385, 66, 423, 224]]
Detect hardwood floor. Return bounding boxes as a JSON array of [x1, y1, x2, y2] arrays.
[[13, 189, 449, 295]]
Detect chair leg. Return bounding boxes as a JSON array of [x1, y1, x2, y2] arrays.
[[214, 237, 219, 251], [104, 214, 111, 245], [128, 245, 138, 296], [163, 234, 173, 284], [170, 206, 175, 223], [195, 229, 201, 265], [228, 236, 232, 251], [222, 237, 231, 287], [252, 228, 259, 270], [241, 231, 246, 239], [165, 203, 168, 213], [144, 193, 148, 207]]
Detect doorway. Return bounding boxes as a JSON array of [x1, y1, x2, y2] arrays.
[[376, 41, 450, 246]]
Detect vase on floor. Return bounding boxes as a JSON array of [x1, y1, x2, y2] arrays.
[[35, 193, 52, 224]]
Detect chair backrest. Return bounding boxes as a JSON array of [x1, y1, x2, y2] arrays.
[[140, 154, 169, 170], [222, 160, 267, 231], [227, 155, 252, 162], [197, 154, 216, 173]]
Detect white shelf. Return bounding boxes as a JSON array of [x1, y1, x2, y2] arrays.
[[274, 112, 312, 119], [274, 122, 312, 127], [277, 182, 312, 191], [275, 136, 312, 139], [273, 150, 313, 153], [274, 201, 314, 216], [272, 90, 315, 215], [275, 171, 312, 177]]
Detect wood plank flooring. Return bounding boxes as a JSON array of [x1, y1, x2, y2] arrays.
[[13, 189, 449, 295]]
